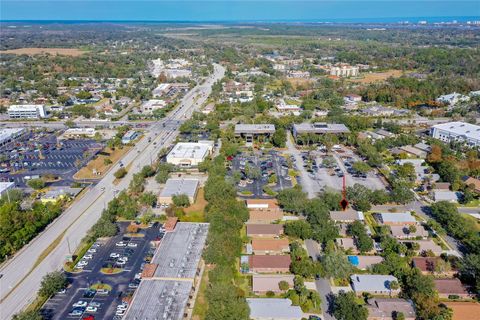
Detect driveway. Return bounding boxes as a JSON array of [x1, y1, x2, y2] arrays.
[[305, 239, 336, 320]]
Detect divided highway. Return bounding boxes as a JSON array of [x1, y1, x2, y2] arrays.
[[0, 63, 225, 319]]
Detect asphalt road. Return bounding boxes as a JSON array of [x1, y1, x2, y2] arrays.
[[0, 63, 225, 319]]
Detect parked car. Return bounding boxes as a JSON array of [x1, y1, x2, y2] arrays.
[[83, 289, 96, 298], [84, 254, 93, 260], [86, 306, 98, 313], [97, 289, 110, 295], [115, 241, 127, 247], [87, 248, 97, 253], [73, 301, 88, 308], [110, 253, 120, 258], [89, 302, 101, 308], [69, 308, 85, 316], [127, 242, 137, 248]]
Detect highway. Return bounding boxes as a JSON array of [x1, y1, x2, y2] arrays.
[[0, 63, 225, 319]]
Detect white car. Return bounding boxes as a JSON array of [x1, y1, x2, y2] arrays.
[[87, 248, 97, 253], [117, 304, 128, 311], [110, 253, 120, 258], [84, 254, 93, 260], [77, 260, 88, 266], [127, 243, 137, 248], [86, 306, 97, 313], [116, 260, 126, 266], [73, 301, 88, 308], [116, 241, 127, 247], [116, 309, 126, 316], [89, 302, 101, 307]]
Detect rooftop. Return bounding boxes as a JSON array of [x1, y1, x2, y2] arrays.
[[152, 222, 209, 279], [376, 212, 416, 224], [348, 255, 384, 270], [234, 124, 276, 134], [366, 298, 416, 319], [249, 255, 291, 269], [246, 198, 279, 209], [167, 141, 212, 160], [251, 239, 290, 252], [252, 275, 294, 293], [293, 122, 350, 134], [248, 210, 283, 223], [350, 274, 399, 293], [160, 179, 199, 198], [247, 298, 303, 320], [434, 278, 469, 295], [390, 225, 429, 238], [247, 224, 283, 236], [444, 302, 480, 320], [330, 210, 364, 222], [0, 182, 15, 194], [0, 128, 25, 142], [432, 121, 480, 140]]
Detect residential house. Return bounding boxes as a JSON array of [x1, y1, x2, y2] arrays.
[[366, 298, 416, 320], [251, 239, 290, 255], [444, 302, 480, 320], [434, 278, 471, 299], [330, 210, 364, 223], [348, 256, 384, 270], [247, 298, 303, 320], [412, 257, 455, 276], [350, 274, 400, 296], [399, 239, 443, 256], [336, 237, 358, 253], [247, 224, 284, 238], [249, 255, 291, 273], [433, 190, 459, 203], [399, 145, 428, 159], [246, 199, 280, 210], [248, 210, 284, 224], [462, 176, 480, 194], [252, 275, 295, 294], [389, 225, 429, 239], [375, 212, 417, 226]]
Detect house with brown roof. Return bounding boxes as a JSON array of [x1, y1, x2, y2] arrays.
[[412, 257, 455, 276], [330, 210, 364, 223], [246, 199, 279, 210], [434, 278, 471, 299], [463, 176, 480, 194], [366, 298, 416, 320], [336, 237, 358, 253], [252, 239, 290, 255], [252, 274, 295, 294], [444, 302, 480, 320], [433, 182, 451, 190], [248, 209, 283, 224], [164, 217, 178, 232], [399, 239, 443, 256], [389, 225, 429, 239], [249, 255, 291, 273], [247, 224, 283, 238]]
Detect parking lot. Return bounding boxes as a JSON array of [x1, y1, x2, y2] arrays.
[[41, 222, 163, 320], [228, 150, 293, 198], [0, 131, 103, 187]]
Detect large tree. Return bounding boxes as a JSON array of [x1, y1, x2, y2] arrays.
[[333, 291, 368, 320]]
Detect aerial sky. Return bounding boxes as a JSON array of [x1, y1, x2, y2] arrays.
[[1, 1, 479, 22]]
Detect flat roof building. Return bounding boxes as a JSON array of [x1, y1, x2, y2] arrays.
[[158, 178, 199, 205], [166, 141, 213, 167], [234, 124, 275, 145], [0, 182, 15, 197], [247, 298, 303, 320], [0, 128, 26, 147], [8, 104, 46, 119], [121, 130, 138, 144], [292, 122, 350, 139], [62, 128, 96, 139], [140, 99, 167, 113], [431, 121, 480, 148], [350, 274, 400, 295]]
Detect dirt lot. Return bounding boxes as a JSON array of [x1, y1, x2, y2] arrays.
[[349, 69, 404, 84], [74, 146, 131, 180], [0, 48, 86, 56]]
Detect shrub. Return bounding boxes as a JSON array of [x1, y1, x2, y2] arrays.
[[266, 290, 275, 297], [114, 167, 127, 179]]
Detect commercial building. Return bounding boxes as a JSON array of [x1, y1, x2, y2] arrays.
[[0, 182, 15, 197], [374, 212, 417, 226], [40, 187, 82, 203], [350, 274, 400, 295], [247, 298, 303, 320], [251, 239, 290, 255], [366, 298, 416, 320], [140, 99, 167, 114], [330, 65, 359, 77], [431, 122, 480, 147], [158, 178, 199, 205], [121, 130, 139, 144], [8, 104, 46, 119], [252, 275, 294, 294], [124, 222, 209, 320], [292, 122, 350, 139], [246, 224, 284, 238], [166, 141, 213, 167], [234, 124, 275, 144], [0, 128, 26, 147], [249, 255, 291, 273], [62, 128, 96, 139]]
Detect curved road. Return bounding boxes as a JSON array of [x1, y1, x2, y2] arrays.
[[0, 63, 225, 319]]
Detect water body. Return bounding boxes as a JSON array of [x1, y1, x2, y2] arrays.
[[1, 1, 479, 22]]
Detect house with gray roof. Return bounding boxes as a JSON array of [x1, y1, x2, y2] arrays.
[[247, 298, 304, 320], [350, 274, 400, 295], [292, 122, 350, 139], [375, 212, 417, 226]]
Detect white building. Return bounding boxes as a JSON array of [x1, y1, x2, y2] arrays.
[[0, 182, 15, 197], [158, 178, 200, 204], [330, 65, 359, 77], [140, 99, 167, 114], [436, 92, 470, 106], [431, 121, 480, 147], [8, 104, 46, 119], [166, 141, 213, 166], [350, 274, 400, 295], [0, 128, 26, 147], [62, 128, 96, 139]]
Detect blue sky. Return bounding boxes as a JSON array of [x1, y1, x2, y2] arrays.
[[1, 1, 479, 22]]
